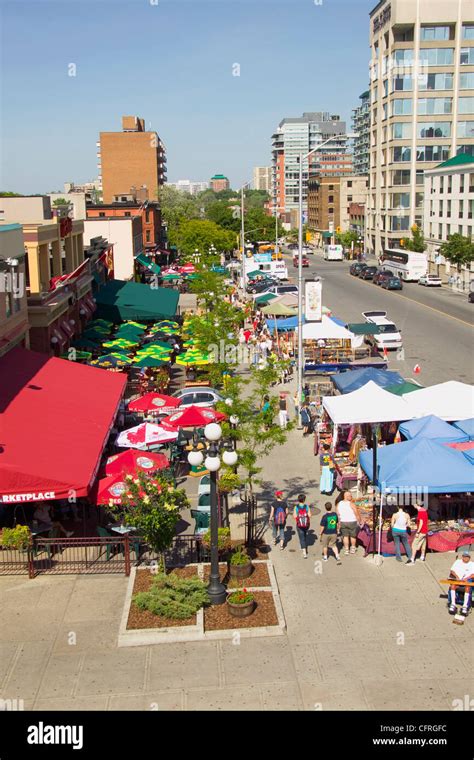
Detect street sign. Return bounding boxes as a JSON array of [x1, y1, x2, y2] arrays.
[[328, 222, 334, 233], [305, 280, 322, 322]]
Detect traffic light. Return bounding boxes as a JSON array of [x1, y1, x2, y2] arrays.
[[336, 227, 342, 234]]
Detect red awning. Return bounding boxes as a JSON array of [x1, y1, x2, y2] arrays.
[[0, 347, 127, 504]]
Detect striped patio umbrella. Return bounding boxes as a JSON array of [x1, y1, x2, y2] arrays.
[[124, 321, 147, 330], [102, 338, 139, 349], [175, 351, 210, 367], [60, 350, 92, 361], [143, 339, 175, 351], [154, 320, 180, 329], [88, 319, 113, 330], [115, 325, 144, 336], [83, 328, 111, 342]]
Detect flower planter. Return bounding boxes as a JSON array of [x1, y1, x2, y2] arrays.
[[229, 560, 253, 580], [227, 599, 255, 618]]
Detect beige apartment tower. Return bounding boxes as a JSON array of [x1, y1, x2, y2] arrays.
[[366, 0, 474, 257], [98, 116, 167, 204]]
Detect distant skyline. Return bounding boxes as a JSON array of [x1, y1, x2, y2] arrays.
[[1, 0, 374, 194]]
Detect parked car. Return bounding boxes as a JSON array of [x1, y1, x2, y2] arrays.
[[418, 274, 442, 287], [373, 269, 393, 286], [350, 263, 367, 276], [293, 254, 309, 267], [266, 284, 299, 296], [362, 311, 403, 351], [287, 243, 298, 252], [359, 266, 378, 280], [246, 279, 276, 294], [302, 245, 313, 255], [171, 387, 224, 408], [381, 276, 403, 290]]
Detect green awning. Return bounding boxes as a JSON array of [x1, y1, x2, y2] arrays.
[[135, 254, 161, 274], [346, 323, 382, 335], [254, 293, 278, 305], [322, 232, 333, 240], [386, 382, 424, 396], [95, 280, 179, 322]]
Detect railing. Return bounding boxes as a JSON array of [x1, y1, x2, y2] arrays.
[[0, 546, 33, 577]]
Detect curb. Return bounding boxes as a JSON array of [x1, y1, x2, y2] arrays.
[[118, 560, 286, 647]]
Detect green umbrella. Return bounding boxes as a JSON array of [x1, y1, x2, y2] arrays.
[[103, 338, 139, 349], [261, 301, 297, 317], [175, 351, 210, 366], [73, 337, 100, 350], [83, 328, 111, 342], [88, 319, 113, 329], [254, 293, 278, 305], [386, 381, 424, 396], [134, 356, 167, 368], [161, 274, 182, 281], [90, 354, 131, 368], [155, 320, 180, 329], [143, 339, 174, 350], [124, 321, 147, 330], [115, 327, 144, 340]]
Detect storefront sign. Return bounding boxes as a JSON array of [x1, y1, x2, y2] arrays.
[[305, 280, 322, 322], [0, 491, 56, 503]]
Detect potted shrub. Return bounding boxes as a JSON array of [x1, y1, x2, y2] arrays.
[[0, 525, 32, 551], [227, 589, 255, 618], [229, 546, 253, 580], [201, 527, 231, 554]]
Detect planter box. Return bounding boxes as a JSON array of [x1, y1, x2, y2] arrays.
[[227, 599, 255, 618], [229, 560, 253, 580]]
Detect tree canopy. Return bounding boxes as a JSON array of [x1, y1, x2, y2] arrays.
[[440, 234, 474, 268]]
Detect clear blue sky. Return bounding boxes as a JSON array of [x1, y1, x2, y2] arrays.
[[1, 0, 375, 193]]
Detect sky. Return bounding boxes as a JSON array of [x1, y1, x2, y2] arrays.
[[1, 0, 375, 193]]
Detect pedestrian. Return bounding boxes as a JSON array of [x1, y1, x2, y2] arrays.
[[411, 502, 428, 563], [447, 551, 474, 616], [391, 505, 414, 564], [261, 394, 272, 428], [269, 491, 288, 550], [294, 493, 312, 558], [300, 402, 311, 436], [319, 444, 334, 495], [320, 501, 342, 564], [278, 392, 288, 429], [336, 491, 362, 556]]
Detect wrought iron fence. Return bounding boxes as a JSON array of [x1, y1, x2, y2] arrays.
[[244, 493, 258, 547], [0, 547, 32, 577]]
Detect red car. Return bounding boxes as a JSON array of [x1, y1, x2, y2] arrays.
[[293, 254, 309, 267]]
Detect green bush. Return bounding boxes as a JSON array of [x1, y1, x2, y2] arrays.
[[133, 573, 208, 619], [201, 526, 231, 551], [0, 525, 32, 550], [230, 547, 251, 566]]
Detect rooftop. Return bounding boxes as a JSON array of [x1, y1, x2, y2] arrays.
[[436, 153, 474, 170]]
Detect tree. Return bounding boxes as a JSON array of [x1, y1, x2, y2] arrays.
[[175, 219, 235, 257], [108, 471, 190, 570], [206, 202, 240, 233], [401, 225, 426, 253], [244, 207, 282, 242], [0, 191, 23, 197], [336, 230, 358, 250], [158, 186, 201, 246], [52, 198, 69, 206], [440, 234, 474, 271]]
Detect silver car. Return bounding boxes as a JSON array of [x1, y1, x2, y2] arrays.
[[171, 387, 224, 408]]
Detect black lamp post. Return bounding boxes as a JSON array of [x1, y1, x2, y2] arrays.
[[187, 422, 238, 605]]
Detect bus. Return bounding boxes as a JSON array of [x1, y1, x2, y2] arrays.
[[381, 249, 428, 282]]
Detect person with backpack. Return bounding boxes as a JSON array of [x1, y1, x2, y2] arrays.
[[269, 491, 288, 550], [319, 502, 342, 564], [294, 493, 312, 558]]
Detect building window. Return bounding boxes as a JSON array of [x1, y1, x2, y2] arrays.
[[416, 193, 424, 209], [393, 146, 411, 162], [458, 121, 474, 138], [391, 216, 410, 231], [392, 123, 412, 139], [393, 75, 413, 92], [328, 195, 334, 203], [417, 122, 451, 138], [145, 210, 150, 222], [418, 73, 453, 91], [440, 176, 444, 193], [121, 196, 127, 201], [393, 169, 411, 185], [328, 208, 334, 215], [99, 212, 105, 217], [392, 192, 410, 209], [460, 47, 474, 65], [459, 97, 474, 114], [458, 145, 474, 157], [460, 73, 474, 90], [463, 25, 474, 40], [460, 174, 465, 193], [416, 145, 450, 162], [420, 26, 451, 41], [418, 97, 453, 115], [392, 98, 412, 116], [145, 231, 151, 242], [124, 212, 131, 217], [420, 48, 454, 66]]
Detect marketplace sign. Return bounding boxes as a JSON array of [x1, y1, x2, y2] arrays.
[[0, 491, 56, 503], [305, 280, 322, 322]]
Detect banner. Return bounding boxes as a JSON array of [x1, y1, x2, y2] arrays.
[[305, 280, 322, 322]]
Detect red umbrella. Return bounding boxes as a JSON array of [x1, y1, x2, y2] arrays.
[[105, 449, 169, 477], [128, 393, 181, 414], [161, 405, 227, 428], [178, 264, 196, 274], [93, 472, 162, 505], [116, 422, 178, 449]]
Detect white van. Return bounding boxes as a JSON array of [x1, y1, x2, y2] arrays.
[[324, 244, 344, 261], [243, 258, 288, 282], [362, 311, 403, 351]]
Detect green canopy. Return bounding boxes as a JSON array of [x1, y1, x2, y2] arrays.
[[60, 350, 92, 361], [386, 381, 424, 396], [144, 339, 174, 350], [254, 292, 278, 305], [346, 323, 382, 335], [261, 301, 297, 317], [95, 280, 179, 322], [73, 337, 100, 350], [247, 270, 262, 279], [88, 319, 113, 329], [90, 354, 131, 368], [134, 356, 167, 368], [162, 274, 181, 281], [135, 253, 161, 274]]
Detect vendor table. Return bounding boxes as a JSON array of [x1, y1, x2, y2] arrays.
[[357, 528, 474, 557]]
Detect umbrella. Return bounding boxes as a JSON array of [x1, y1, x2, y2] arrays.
[[116, 422, 178, 449], [261, 301, 297, 317], [154, 320, 180, 329], [143, 339, 175, 350], [93, 472, 163, 505], [124, 322, 147, 330], [175, 351, 210, 366], [88, 319, 113, 329], [90, 354, 132, 368], [105, 448, 169, 477], [160, 405, 226, 428], [134, 356, 168, 368], [178, 264, 195, 274], [161, 274, 182, 281], [103, 339, 139, 349], [73, 337, 100, 350], [115, 326, 144, 338], [83, 329, 111, 342], [128, 393, 181, 414]]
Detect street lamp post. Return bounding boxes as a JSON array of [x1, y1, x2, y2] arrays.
[[240, 181, 251, 291], [187, 422, 238, 605], [296, 133, 358, 416]]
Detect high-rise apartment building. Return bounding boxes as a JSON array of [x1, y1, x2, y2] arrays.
[[366, 0, 474, 256], [210, 175, 230, 192], [352, 91, 371, 175], [271, 112, 348, 220], [253, 166, 272, 192], [168, 180, 209, 195], [98, 116, 167, 204]]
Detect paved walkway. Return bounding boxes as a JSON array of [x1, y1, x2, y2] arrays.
[[1, 412, 473, 711]]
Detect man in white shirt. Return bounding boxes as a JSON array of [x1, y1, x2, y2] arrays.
[[448, 552, 474, 616]]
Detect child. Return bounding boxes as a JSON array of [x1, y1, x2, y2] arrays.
[[319, 502, 341, 564], [294, 494, 311, 558]]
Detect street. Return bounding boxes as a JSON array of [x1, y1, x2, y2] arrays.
[[285, 253, 474, 387]]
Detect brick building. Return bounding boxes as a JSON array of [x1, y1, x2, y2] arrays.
[[87, 199, 163, 250], [98, 116, 167, 204], [210, 174, 230, 192], [307, 176, 342, 241]]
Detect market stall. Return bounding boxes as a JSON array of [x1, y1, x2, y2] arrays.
[[332, 367, 405, 395], [399, 415, 469, 443], [401, 381, 474, 422]]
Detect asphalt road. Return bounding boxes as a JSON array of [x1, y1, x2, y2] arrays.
[[283, 253, 474, 386]]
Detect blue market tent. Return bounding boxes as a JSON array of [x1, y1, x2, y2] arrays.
[[453, 418, 474, 441], [463, 449, 474, 465], [332, 367, 405, 394], [265, 316, 301, 332], [399, 415, 469, 443], [359, 437, 474, 493]]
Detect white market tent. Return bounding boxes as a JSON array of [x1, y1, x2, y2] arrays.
[[299, 316, 362, 347], [402, 381, 474, 422], [322, 380, 412, 424]]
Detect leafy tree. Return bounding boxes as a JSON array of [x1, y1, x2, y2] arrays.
[[244, 207, 282, 242], [401, 225, 427, 253], [53, 197, 69, 206], [175, 219, 235, 257], [440, 234, 474, 271], [336, 230, 358, 249], [0, 191, 23, 197], [206, 202, 240, 232], [158, 185, 201, 245]]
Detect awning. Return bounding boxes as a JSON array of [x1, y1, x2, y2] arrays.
[[136, 253, 161, 275], [453, 418, 474, 441], [322, 381, 412, 424], [346, 323, 382, 335], [399, 415, 469, 443], [402, 381, 474, 422], [0, 347, 126, 503], [95, 280, 178, 322], [332, 368, 405, 394]]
